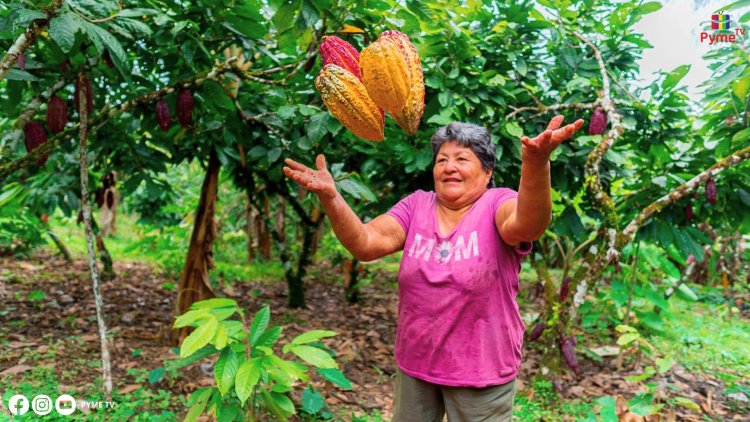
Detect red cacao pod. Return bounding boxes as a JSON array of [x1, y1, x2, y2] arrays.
[[177, 89, 194, 128], [560, 336, 580, 374], [95, 188, 105, 208], [102, 50, 115, 68], [588, 108, 607, 135], [106, 190, 114, 209], [528, 322, 546, 342], [687, 254, 695, 265], [685, 203, 694, 221], [23, 121, 49, 166], [156, 98, 171, 131], [74, 76, 94, 114], [319, 36, 362, 81], [705, 178, 717, 205], [46, 95, 68, 134], [559, 277, 571, 301], [18, 53, 25, 70]]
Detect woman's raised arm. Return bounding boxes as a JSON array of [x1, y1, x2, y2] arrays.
[[283, 154, 406, 261]]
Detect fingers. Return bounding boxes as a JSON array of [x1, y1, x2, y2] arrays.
[[546, 115, 564, 131], [316, 154, 327, 171], [284, 158, 310, 173]]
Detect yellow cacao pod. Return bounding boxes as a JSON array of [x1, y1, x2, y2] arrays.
[[314, 64, 384, 142], [380, 30, 424, 136], [359, 37, 409, 114]]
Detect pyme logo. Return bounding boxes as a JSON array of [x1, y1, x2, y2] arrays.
[[700, 11, 745, 44]]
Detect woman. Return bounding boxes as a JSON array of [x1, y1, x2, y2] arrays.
[[283, 116, 583, 421]]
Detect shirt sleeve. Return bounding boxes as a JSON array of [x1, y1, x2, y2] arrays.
[[490, 188, 533, 256], [386, 190, 422, 235]]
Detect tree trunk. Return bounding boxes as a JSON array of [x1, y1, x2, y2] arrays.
[[175, 149, 220, 341], [76, 73, 113, 401], [344, 258, 364, 303], [245, 203, 255, 261], [257, 197, 271, 260]]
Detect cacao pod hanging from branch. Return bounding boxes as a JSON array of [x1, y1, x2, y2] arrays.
[[156, 98, 171, 132], [528, 322, 546, 342], [177, 89, 194, 128], [705, 178, 717, 205], [588, 108, 607, 135], [560, 336, 580, 374], [319, 36, 362, 81], [314, 64, 384, 141], [23, 122, 49, 166], [46, 95, 68, 134]]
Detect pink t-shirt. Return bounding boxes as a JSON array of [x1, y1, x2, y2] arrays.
[[386, 188, 531, 387]]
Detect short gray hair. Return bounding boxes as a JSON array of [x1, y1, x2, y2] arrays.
[[431, 122, 496, 186]]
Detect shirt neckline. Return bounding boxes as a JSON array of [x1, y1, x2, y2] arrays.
[[432, 189, 488, 238]]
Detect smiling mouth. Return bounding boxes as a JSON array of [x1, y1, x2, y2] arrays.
[[443, 178, 462, 183]]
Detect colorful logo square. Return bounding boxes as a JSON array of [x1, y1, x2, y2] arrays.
[[711, 13, 731, 30]]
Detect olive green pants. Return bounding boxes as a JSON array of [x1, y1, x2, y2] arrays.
[[392, 369, 516, 422]]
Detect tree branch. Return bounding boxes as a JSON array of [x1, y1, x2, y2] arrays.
[[0, 0, 64, 81], [505, 100, 600, 120]]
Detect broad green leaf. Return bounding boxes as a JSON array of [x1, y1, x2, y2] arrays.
[[316, 367, 352, 389], [215, 348, 239, 396], [624, 366, 656, 382], [255, 326, 283, 348], [213, 324, 229, 350], [269, 391, 296, 417], [164, 346, 217, 371], [174, 309, 210, 328], [49, 12, 81, 53], [301, 385, 324, 414], [290, 345, 337, 369], [732, 127, 750, 143], [180, 316, 219, 357], [191, 298, 237, 310], [147, 367, 165, 384], [676, 284, 698, 301], [268, 354, 308, 382], [637, 2, 662, 14], [4, 69, 38, 81], [307, 112, 329, 143], [249, 306, 271, 346], [337, 179, 377, 202], [13, 9, 46, 28], [184, 388, 211, 422], [662, 64, 690, 91], [292, 330, 337, 345], [117, 8, 161, 18], [505, 121, 523, 138], [235, 358, 262, 404], [617, 332, 640, 346], [674, 396, 701, 411], [81, 21, 127, 71]]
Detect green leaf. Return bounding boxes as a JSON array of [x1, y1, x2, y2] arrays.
[[184, 388, 211, 422], [624, 366, 656, 382], [13, 9, 46, 27], [117, 8, 161, 18], [292, 330, 337, 345], [316, 367, 352, 389], [49, 12, 81, 53], [235, 358, 262, 405], [617, 332, 640, 346], [174, 309, 211, 328], [164, 346, 217, 371], [662, 64, 690, 91], [255, 326, 283, 348], [267, 147, 282, 163], [674, 396, 701, 411], [269, 391, 296, 417], [337, 178, 377, 202], [213, 324, 229, 350], [268, 354, 308, 382], [505, 121, 523, 138], [5, 69, 38, 81], [191, 298, 237, 310], [673, 230, 704, 262], [147, 367, 165, 384], [732, 127, 750, 143], [308, 112, 329, 143], [273, 0, 301, 31], [180, 316, 219, 357], [249, 306, 271, 346], [215, 348, 239, 396], [676, 284, 698, 302], [81, 21, 128, 72], [290, 345, 337, 369], [301, 385, 324, 414], [637, 2, 662, 14]]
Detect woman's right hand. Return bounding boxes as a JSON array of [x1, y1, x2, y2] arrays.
[[283, 154, 337, 200]]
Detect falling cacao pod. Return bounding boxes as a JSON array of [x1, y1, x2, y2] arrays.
[[685, 203, 694, 222], [23, 121, 49, 166], [705, 178, 717, 205], [360, 36, 410, 113], [315, 64, 384, 141], [528, 322, 546, 342], [559, 277, 571, 301], [46, 95, 68, 134], [18, 53, 25, 70], [177, 89, 194, 128], [588, 108, 607, 135], [560, 336, 580, 374], [380, 30, 425, 136], [319, 36, 362, 81], [156, 98, 171, 131], [74, 76, 94, 114], [102, 50, 115, 68]]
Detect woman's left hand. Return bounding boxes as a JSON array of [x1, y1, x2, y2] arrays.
[[520, 115, 584, 165]]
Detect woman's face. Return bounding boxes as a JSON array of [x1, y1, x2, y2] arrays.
[[433, 142, 492, 209]]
